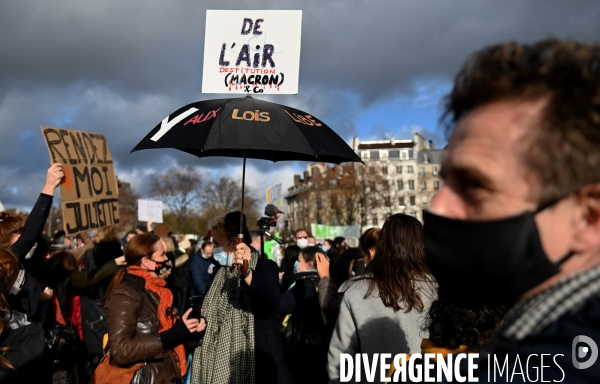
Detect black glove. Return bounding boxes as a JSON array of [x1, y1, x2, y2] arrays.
[[160, 318, 191, 350]]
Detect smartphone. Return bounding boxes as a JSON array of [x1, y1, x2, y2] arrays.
[[188, 295, 204, 319]]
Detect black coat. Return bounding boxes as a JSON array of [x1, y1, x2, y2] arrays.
[[9, 193, 53, 319], [240, 257, 293, 384], [0, 321, 45, 383], [452, 293, 600, 382], [279, 271, 329, 383]]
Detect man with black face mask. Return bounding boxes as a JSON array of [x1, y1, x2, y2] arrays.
[[425, 39, 600, 381]]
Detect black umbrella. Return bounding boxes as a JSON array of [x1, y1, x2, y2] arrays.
[[131, 96, 361, 163], [131, 96, 362, 274]]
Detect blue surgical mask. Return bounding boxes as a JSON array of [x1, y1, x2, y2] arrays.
[[321, 245, 328, 252], [213, 247, 233, 267]]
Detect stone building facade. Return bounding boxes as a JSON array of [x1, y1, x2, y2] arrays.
[[285, 133, 443, 232]]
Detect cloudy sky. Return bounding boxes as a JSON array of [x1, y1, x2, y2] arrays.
[[1, 0, 599, 211]]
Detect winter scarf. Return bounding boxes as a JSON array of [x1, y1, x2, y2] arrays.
[[127, 266, 187, 376]]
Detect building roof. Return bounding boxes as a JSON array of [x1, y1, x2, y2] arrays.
[[356, 141, 413, 150], [417, 149, 443, 164]]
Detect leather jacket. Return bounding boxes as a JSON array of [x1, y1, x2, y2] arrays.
[[105, 273, 181, 383]]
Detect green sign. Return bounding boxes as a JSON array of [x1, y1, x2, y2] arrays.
[[310, 224, 361, 239]]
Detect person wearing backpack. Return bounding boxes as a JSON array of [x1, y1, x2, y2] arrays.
[[279, 246, 330, 384]]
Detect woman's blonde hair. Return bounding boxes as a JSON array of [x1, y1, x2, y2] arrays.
[[160, 235, 175, 253], [92, 225, 120, 244]]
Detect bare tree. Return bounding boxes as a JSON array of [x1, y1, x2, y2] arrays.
[[202, 176, 260, 224], [117, 178, 141, 231], [149, 166, 203, 233]]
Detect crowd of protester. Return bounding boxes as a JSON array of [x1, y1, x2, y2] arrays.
[[1, 37, 600, 383]]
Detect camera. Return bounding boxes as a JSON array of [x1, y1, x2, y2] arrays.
[[256, 204, 284, 246]]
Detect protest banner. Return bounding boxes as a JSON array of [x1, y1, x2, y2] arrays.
[[310, 224, 361, 239], [265, 183, 283, 210], [138, 199, 163, 223], [41, 126, 119, 235], [202, 10, 302, 94]]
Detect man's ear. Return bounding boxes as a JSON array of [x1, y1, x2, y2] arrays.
[[571, 183, 600, 253]]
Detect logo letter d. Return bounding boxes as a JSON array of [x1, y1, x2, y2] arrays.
[[572, 335, 598, 369]]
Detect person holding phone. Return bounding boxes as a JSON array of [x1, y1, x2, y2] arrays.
[[104, 234, 205, 383]]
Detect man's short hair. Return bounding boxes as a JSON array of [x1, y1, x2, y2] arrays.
[[444, 39, 600, 206], [248, 230, 262, 242], [52, 230, 67, 245], [294, 229, 308, 238]]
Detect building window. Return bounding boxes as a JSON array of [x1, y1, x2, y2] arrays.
[[361, 151, 369, 159], [423, 154, 430, 164], [372, 217, 378, 226], [408, 149, 414, 159], [382, 166, 388, 175], [384, 197, 391, 206], [317, 196, 322, 209], [421, 181, 427, 190], [410, 196, 416, 206], [407, 166, 414, 173], [433, 166, 438, 176], [389, 150, 400, 159], [408, 180, 415, 190], [370, 151, 380, 160], [434, 180, 440, 190], [381, 151, 389, 160], [399, 196, 405, 206], [401, 151, 407, 160], [396, 165, 402, 174], [419, 167, 425, 176], [397, 180, 403, 190], [422, 195, 429, 204]]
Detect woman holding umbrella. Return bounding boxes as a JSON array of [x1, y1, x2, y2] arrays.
[[191, 211, 292, 384]]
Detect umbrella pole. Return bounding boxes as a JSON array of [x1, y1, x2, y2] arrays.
[[237, 150, 249, 277], [240, 150, 246, 233]]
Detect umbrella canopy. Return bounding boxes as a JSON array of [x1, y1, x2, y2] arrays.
[[130, 97, 362, 164], [131, 96, 363, 277]]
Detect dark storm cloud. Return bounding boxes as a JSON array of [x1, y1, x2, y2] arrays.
[[1, 0, 600, 208]]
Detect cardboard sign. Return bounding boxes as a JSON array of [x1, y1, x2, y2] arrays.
[[138, 199, 163, 223], [202, 10, 302, 95], [41, 126, 120, 235]]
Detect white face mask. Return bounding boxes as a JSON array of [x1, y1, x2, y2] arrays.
[[296, 238, 309, 249]]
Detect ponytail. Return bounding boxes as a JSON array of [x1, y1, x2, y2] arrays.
[[105, 268, 127, 299]]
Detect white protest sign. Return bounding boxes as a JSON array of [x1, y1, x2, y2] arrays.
[[138, 199, 163, 223], [202, 10, 302, 95]]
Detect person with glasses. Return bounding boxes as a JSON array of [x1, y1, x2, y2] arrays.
[[103, 233, 205, 383]]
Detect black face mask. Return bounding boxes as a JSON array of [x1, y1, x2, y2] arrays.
[[151, 259, 172, 279], [423, 207, 574, 306]]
